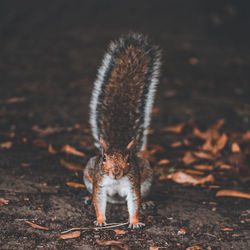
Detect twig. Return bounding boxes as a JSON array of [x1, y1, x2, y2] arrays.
[[61, 222, 129, 234]]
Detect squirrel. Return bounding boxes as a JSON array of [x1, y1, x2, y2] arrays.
[[83, 33, 162, 229]]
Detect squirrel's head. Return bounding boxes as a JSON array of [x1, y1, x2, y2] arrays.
[[100, 137, 135, 179]]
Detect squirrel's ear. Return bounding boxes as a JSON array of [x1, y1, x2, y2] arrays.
[[100, 136, 108, 152], [126, 139, 135, 151]]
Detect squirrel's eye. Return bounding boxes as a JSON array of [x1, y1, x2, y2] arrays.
[[103, 155, 106, 162]]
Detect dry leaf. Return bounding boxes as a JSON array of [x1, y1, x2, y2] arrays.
[[150, 247, 160, 250], [231, 142, 240, 153], [189, 57, 199, 65], [170, 141, 182, 148], [5, 97, 27, 104], [194, 164, 213, 171], [148, 144, 165, 152], [24, 220, 49, 230], [0, 141, 12, 149], [216, 190, 250, 199], [21, 163, 30, 167], [161, 171, 214, 186], [162, 123, 185, 133], [60, 159, 84, 171], [61, 145, 85, 157], [32, 139, 47, 148], [194, 151, 214, 160], [0, 198, 9, 206], [157, 159, 170, 165], [48, 144, 57, 154], [213, 133, 228, 154], [221, 228, 233, 231], [219, 164, 232, 170], [185, 169, 204, 176], [137, 150, 155, 162], [32, 125, 73, 136], [96, 239, 129, 250], [66, 182, 85, 189], [193, 127, 210, 140], [114, 229, 126, 236], [212, 119, 225, 130], [242, 130, 250, 141], [186, 246, 202, 250], [59, 231, 81, 239], [182, 152, 196, 165], [202, 138, 213, 151]]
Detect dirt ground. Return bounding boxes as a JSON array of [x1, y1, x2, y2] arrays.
[[0, 1, 250, 249]]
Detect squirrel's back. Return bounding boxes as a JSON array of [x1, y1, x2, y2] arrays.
[[90, 33, 161, 152]]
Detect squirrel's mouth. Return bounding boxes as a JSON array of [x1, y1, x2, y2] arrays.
[[109, 170, 123, 180]]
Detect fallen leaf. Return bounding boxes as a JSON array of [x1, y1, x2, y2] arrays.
[[61, 145, 85, 157], [137, 150, 155, 162], [216, 190, 250, 199], [212, 119, 225, 130], [59, 231, 81, 239], [48, 144, 57, 154], [231, 142, 241, 153], [21, 163, 31, 167], [32, 125, 73, 136], [0, 198, 9, 206], [113, 229, 126, 236], [24, 220, 49, 230], [5, 97, 27, 104], [193, 127, 210, 140], [161, 171, 214, 186], [186, 246, 202, 250], [150, 247, 160, 250], [162, 123, 185, 133], [202, 138, 213, 151], [66, 182, 85, 189], [212, 133, 228, 154], [0, 141, 12, 149], [157, 159, 170, 165], [242, 130, 250, 141], [219, 164, 232, 170], [96, 239, 129, 250], [189, 57, 199, 65], [60, 159, 84, 171], [185, 169, 204, 175], [221, 228, 233, 231], [182, 152, 196, 165], [170, 141, 182, 148], [148, 144, 165, 152], [32, 139, 47, 148], [194, 151, 214, 160], [194, 164, 213, 171]]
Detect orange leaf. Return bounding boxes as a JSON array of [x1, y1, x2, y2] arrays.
[[212, 133, 228, 154], [113, 229, 126, 236], [231, 142, 240, 153], [162, 123, 185, 133], [216, 190, 250, 199], [25, 220, 49, 230], [0, 197, 9, 206], [157, 159, 170, 165], [194, 151, 214, 160], [59, 231, 81, 239], [162, 171, 214, 186], [60, 159, 84, 171], [0, 141, 12, 149], [150, 247, 160, 250], [219, 164, 232, 170], [170, 141, 182, 148], [189, 57, 199, 65], [185, 169, 204, 175], [242, 130, 250, 141], [61, 145, 85, 157], [32, 125, 73, 136], [5, 97, 27, 104], [48, 144, 57, 154], [21, 163, 31, 167], [221, 228, 233, 231], [212, 119, 225, 130], [182, 152, 196, 165], [96, 239, 129, 249], [186, 246, 202, 250], [66, 182, 85, 189], [202, 138, 213, 151], [194, 165, 213, 171], [148, 144, 165, 152]]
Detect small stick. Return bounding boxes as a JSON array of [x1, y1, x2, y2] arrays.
[[61, 222, 129, 234]]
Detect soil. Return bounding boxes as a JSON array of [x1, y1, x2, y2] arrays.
[[0, 1, 250, 249]]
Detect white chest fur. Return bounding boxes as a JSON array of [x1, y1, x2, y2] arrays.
[[101, 175, 132, 198]]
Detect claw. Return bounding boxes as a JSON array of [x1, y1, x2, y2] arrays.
[[128, 222, 145, 229], [141, 201, 155, 210], [94, 220, 107, 227], [83, 196, 92, 205]]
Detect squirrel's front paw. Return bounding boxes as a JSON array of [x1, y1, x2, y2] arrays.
[[128, 222, 145, 229], [94, 220, 107, 227]]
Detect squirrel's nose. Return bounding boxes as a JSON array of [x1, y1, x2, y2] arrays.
[[112, 166, 120, 177]]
